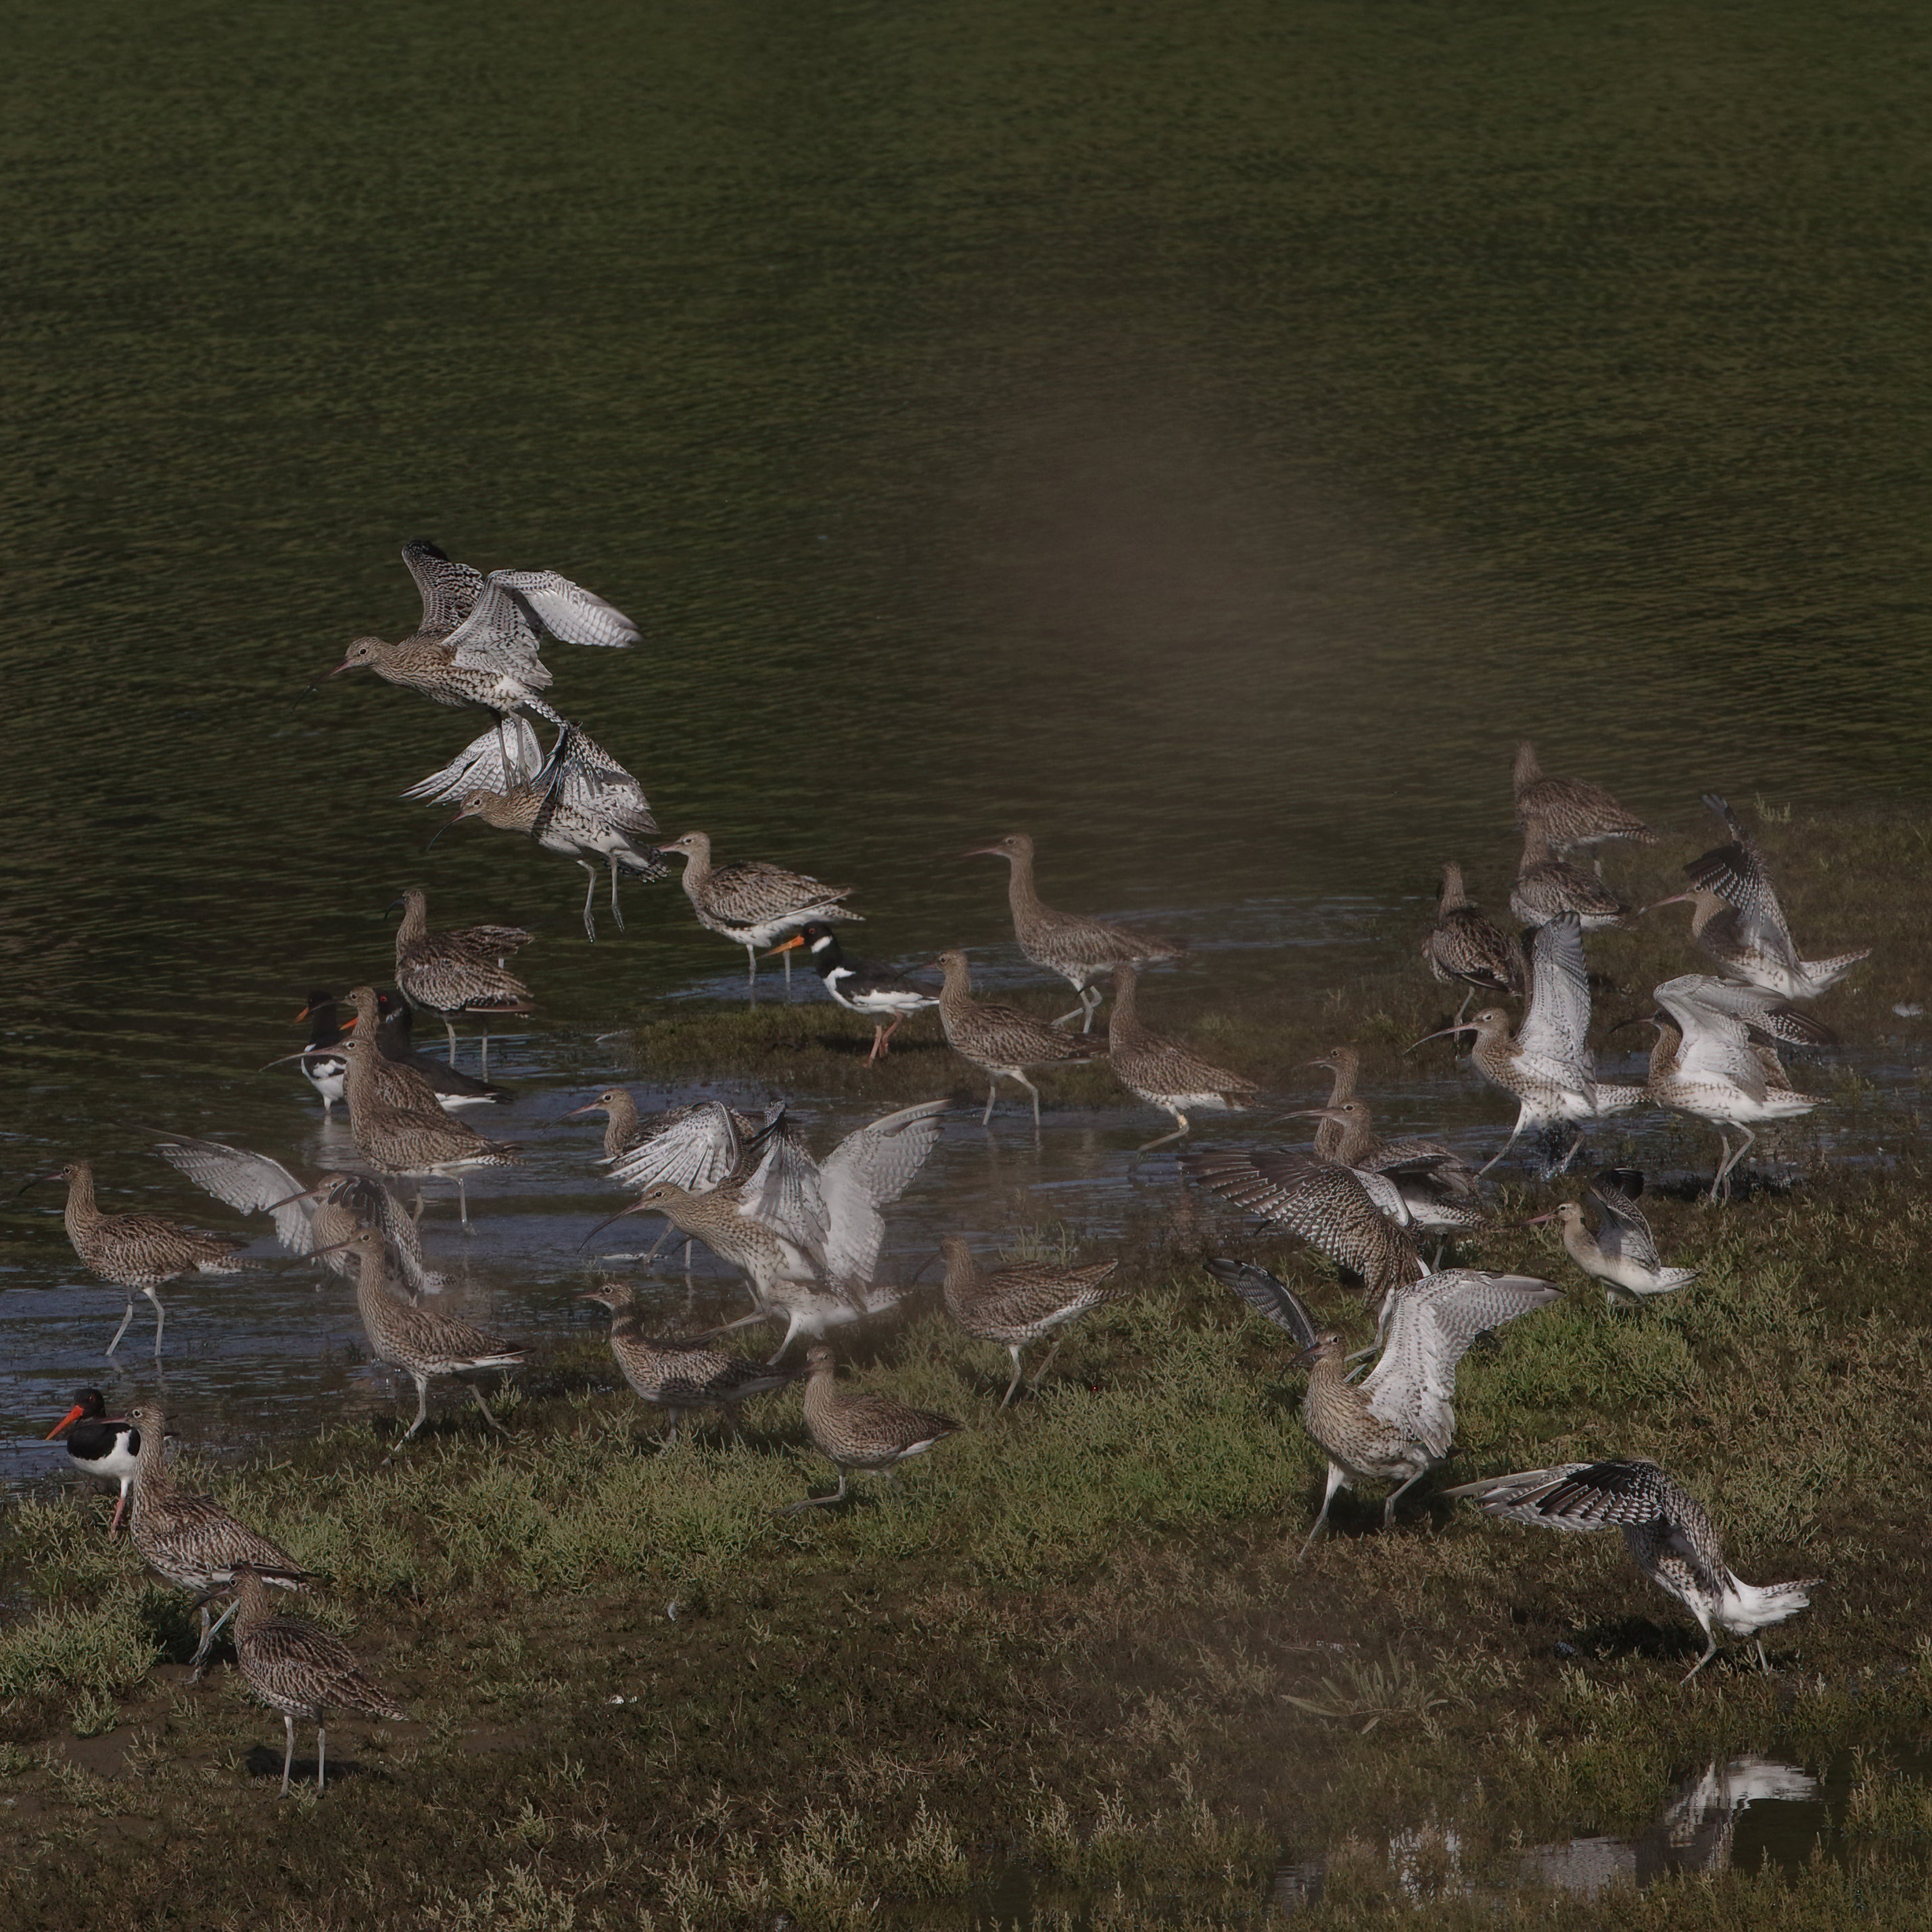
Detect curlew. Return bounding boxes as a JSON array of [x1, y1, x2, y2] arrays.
[[1510, 820, 1626, 930], [331, 538, 638, 738], [1644, 795, 1870, 999], [224, 1563, 407, 1797], [1407, 914, 1647, 1178], [1512, 742, 1657, 854], [1106, 962, 1258, 1150], [1420, 864, 1527, 1023], [325, 1228, 523, 1445], [124, 1402, 310, 1677], [577, 1281, 800, 1445], [1445, 1460, 1818, 1681], [392, 887, 534, 1075], [965, 830, 1183, 1032], [782, 1344, 960, 1511], [27, 1158, 252, 1357], [1531, 1171, 1699, 1306], [1205, 1259, 1560, 1556], [934, 949, 1108, 1126], [657, 830, 859, 990], [939, 1235, 1123, 1408], [769, 922, 938, 1061]]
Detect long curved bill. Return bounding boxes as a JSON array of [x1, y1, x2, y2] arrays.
[[578, 1199, 658, 1252], [1402, 1023, 1476, 1056]]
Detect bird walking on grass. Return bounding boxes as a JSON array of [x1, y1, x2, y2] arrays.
[[1444, 1460, 1818, 1681], [1644, 795, 1870, 999], [1531, 1172, 1699, 1306], [1420, 864, 1527, 1023], [1106, 962, 1258, 1150], [47, 1390, 141, 1537], [939, 1234, 1123, 1408], [325, 1229, 523, 1446], [965, 830, 1184, 1032], [935, 949, 1108, 1126], [658, 831, 859, 991], [1204, 1260, 1560, 1557], [392, 887, 534, 1075], [768, 922, 938, 1061], [225, 1563, 407, 1797], [27, 1159, 253, 1358], [577, 1281, 801, 1445], [124, 1403, 310, 1678], [783, 1345, 960, 1511]]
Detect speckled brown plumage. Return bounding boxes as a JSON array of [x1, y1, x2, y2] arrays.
[[1420, 864, 1527, 1020], [939, 1235, 1123, 1408], [229, 1564, 407, 1795], [125, 1403, 308, 1677], [578, 1282, 800, 1443], [1513, 742, 1657, 852], [935, 949, 1108, 1126], [392, 887, 534, 1071], [1106, 963, 1258, 1150], [44, 1158, 252, 1359], [1510, 821, 1626, 929], [658, 830, 859, 987], [966, 831, 1183, 1031], [784, 1344, 960, 1509]]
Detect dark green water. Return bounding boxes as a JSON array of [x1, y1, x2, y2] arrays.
[[4, 2, 1930, 1458]]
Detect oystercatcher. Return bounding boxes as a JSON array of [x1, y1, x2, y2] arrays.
[[768, 922, 937, 1062], [46, 1388, 141, 1536]]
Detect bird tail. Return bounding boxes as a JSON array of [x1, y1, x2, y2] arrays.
[[1798, 949, 1871, 991]]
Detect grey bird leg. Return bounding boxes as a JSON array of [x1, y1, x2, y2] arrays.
[[782, 946, 793, 995], [456, 1176, 473, 1229], [148, 1287, 166, 1357], [387, 1373, 433, 1453], [316, 1721, 327, 1795], [1137, 1109, 1189, 1153], [1298, 1464, 1348, 1563], [191, 1595, 243, 1680], [281, 1713, 296, 1797], [479, 1018, 492, 1081], [782, 1469, 851, 1513], [468, 1382, 510, 1436], [607, 857, 626, 933], [1756, 1639, 1770, 1673], [1453, 988, 1474, 1026], [765, 1306, 806, 1364], [1554, 1131, 1586, 1175], [1680, 1629, 1721, 1684], [1052, 982, 1089, 1029], [1707, 1131, 1732, 1202], [743, 943, 759, 988], [982, 1079, 1001, 1127], [442, 1015, 461, 1066], [1478, 1114, 1529, 1178], [578, 860, 600, 941], [108, 1294, 137, 1355], [1714, 1125, 1756, 1202], [658, 1415, 682, 1453], [1081, 985, 1103, 1034], [1381, 1466, 1431, 1528], [1031, 1332, 1070, 1392], [1013, 1071, 1044, 1129], [999, 1344, 1027, 1411]]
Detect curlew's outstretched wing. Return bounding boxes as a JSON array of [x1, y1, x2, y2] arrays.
[[401, 539, 484, 636], [1685, 797, 1799, 972], [1202, 1258, 1319, 1348], [402, 718, 545, 804], [151, 1134, 313, 1256], [1516, 914, 1593, 1085], [816, 1100, 949, 1287], [488, 569, 640, 649]]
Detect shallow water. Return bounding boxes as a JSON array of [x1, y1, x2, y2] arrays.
[[5, 4, 1931, 1477]]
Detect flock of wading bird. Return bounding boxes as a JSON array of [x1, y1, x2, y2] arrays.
[[26, 544, 1876, 1795]]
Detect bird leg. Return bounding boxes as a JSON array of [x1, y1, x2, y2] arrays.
[[578, 859, 600, 941], [981, 1079, 1001, 1127], [387, 1373, 432, 1453], [1714, 1125, 1757, 1202], [1554, 1131, 1586, 1176], [1381, 1467, 1431, 1529], [468, 1381, 510, 1436], [108, 1484, 128, 1538], [607, 856, 627, 933], [1137, 1110, 1190, 1153], [1453, 988, 1474, 1027], [781, 1470, 850, 1513], [1031, 1332, 1070, 1392], [316, 1722, 327, 1796], [456, 1176, 473, 1229], [442, 1015, 461, 1066], [1477, 1114, 1529, 1178], [1082, 985, 1104, 1034], [191, 1593, 243, 1680], [999, 1344, 1027, 1411], [479, 1018, 492, 1081], [1013, 1071, 1044, 1129], [1298, 1464, 1348, 1562], [765, 1306, 806, 1365], [782, 946, 793, 995], [1680, 1629, 1721, 1684], [281, 1712, 297, 1797], [108, 1294, 137, 1356], [1052, 980, 1089, 1029], [743, 943, 759, 1000], [1756, 1639, 1770, 1673]]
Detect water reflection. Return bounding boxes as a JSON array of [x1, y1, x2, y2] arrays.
[[1526, 1757, 1822, 1897]]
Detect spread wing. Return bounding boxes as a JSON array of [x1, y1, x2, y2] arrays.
[[1588, 1177, 1659, 1271], [609, 1101, 750, 1194], [1202, 1258, 1319, 1348], [1686, 796, 1799, 970], [737, 1117, 830, 1269], [402, 718, 545, 804], [1517, 914, 1592, 1079], [1654, 973, 1834, 1050], [150, 1134, 313, 1255], [817, 1100, 949, 1285], [1654, 983, 1768, 1098], [402, 539, 483, 636], [486, 569, 640, 649], [1448, 1458, 1693, 1536], [534, 722, 658, 841], [444, 577, 550, 681]]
